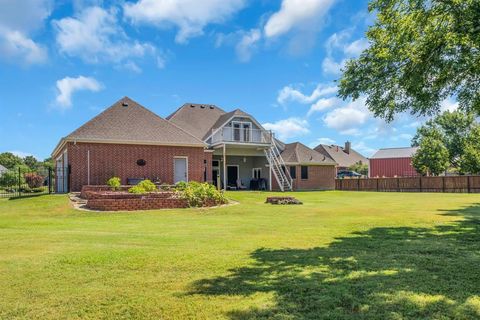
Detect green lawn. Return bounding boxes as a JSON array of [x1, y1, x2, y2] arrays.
[[1, 191, 479, 319]]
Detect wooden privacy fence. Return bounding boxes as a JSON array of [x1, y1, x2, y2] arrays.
[[336, 176, 480, 193]]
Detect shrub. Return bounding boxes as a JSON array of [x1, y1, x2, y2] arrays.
[[0, 170, 24, 188], [175, 181, 188, 191], [128, 185, 146, 194], [24, 172, 44, 189], [137, 179, 157, 192], [107, 177, 121, 191], [127, 179, 157, 194], [178, 181, 228, 207]]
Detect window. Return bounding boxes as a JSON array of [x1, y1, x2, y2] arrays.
[[301, 166, 308, 179], [233, 123, 241, 141], [137, 159, 146, 166], [252, 168, 262, 179], [212, 160, 220, 167], [289, 166, 296, 179]]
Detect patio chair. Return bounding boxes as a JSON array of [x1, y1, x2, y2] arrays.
[[236, 179, 247, 190]]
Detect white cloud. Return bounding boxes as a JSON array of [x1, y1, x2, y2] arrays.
[[53, 6, 159, 68], [0, 0, 52, 64], [323, 97, 371, 134], [8, 150, 36, 159], [311, 137, 336, 147], [308, 97, 341, 116], [264, 0, 336, 38], [351, 141, 375, 157], [277, 83, 337, 105], [344, 38, 369, 56], [322, 29, 369, 76], [263, 117, 310, 140], [440, 97, 459, 112], [55, 76, 103, 109], [236, 29, 261, 62], [321, 57, 345, 75], [123, 0, 246, 43]]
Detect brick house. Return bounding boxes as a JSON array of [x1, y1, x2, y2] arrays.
[[314, 141, 368, 173], [52, 97, 337, 192]]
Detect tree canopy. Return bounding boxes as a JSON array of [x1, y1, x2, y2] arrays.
[[338, 0, 480, 121], [412, 136, 450, 176]]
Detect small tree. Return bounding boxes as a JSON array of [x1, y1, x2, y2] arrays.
[[459, 127, 480, 174], [412, 137, 450, 176], [349, 162, 368, 176], [24, 173, 44, 188]]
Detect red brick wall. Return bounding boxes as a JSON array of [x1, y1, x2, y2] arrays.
[[272, 165, 336, 190], [86, 197, 189, 211], [64, 142, 212, 192]]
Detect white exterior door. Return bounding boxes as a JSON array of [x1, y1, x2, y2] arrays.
[[174, 157, 188, 183]]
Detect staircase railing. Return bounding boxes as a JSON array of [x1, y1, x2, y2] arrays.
[[264, 137, 293, 191]]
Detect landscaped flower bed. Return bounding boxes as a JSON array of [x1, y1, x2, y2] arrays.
[[80, 179, 228, 211]]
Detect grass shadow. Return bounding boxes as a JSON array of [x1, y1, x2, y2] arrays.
[[9, 193, 50, 200], [190, 204, 480, 319]]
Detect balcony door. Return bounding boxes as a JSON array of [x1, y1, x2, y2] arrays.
[[232, 121, 252, 142]]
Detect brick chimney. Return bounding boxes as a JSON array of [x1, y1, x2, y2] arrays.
[[345, 141, 351, 154]]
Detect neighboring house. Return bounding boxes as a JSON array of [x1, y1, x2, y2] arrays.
[[52, 97, 337, 192], [314, 141, 368, 172], [0, 164, 7, 175], [369, 147, 419, 177]]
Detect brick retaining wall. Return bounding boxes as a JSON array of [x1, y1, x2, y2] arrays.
[[87, 197, 189, 211]]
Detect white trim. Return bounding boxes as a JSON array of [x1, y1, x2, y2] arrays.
[[226, 164, 240, 185], [205, 114, 266, 142], [87, 150, 90, 185], [173, 156, 189, 183], [252, 167, 262, 179]]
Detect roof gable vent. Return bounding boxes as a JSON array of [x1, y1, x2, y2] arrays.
[[122, 102, 128, 107]]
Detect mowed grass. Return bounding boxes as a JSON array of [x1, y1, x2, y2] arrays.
[[1, 191, 480, 319]]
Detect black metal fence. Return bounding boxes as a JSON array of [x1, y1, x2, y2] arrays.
[[0, 166, 54, 198]]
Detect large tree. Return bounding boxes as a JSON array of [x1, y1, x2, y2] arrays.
[[0, 152, 23, 170], [459, 126, 480, 174], [338, 0, 480, 121], [412, 136, 450, 176], [412, 110, 478, 166]]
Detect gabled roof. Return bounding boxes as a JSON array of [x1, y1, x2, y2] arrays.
[[281, 142, 336, 165], [53, 97, 205, 157], [370, 147, 419, 159], [166, 103, 226, 140], [315, 144, 368, 168]]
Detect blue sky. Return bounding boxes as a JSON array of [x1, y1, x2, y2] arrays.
[[0, 0, 458, 160]]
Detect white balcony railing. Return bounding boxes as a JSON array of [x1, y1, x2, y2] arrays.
[[211, 127, 273, 144]]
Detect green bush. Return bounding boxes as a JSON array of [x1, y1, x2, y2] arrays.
[[137, 179, 157, 192], [175, 181, 188, 191], [128, 185, 146, 194], [0, 170, 24, 188], [178, 181, 228, 207], [107, 177, 121, 191], [127, 179, 157, 194]]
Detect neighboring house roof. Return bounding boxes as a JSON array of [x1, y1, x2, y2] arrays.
[[281, 142, 337, 165], [52, 97, 205, 157], [166, 103, 226, 140], [0, 164, 7, 174], [370, 147, 419, 159], [315, 144, 368, 168]]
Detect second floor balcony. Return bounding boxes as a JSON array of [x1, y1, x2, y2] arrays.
[[211, 127, 273, 145]]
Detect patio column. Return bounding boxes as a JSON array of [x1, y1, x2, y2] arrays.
[[223, 144, 226, 191], [269, 164, 272, 191]]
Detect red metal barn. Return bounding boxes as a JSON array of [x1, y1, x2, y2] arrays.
[[369, 147, 420, 178]]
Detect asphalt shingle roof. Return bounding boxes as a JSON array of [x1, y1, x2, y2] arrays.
[[65, 97, 205, 146], [167, 103, 227, 140], [281, 142, 337, 165], [370, 147, 419, 159], [314, 144, 368, 167]]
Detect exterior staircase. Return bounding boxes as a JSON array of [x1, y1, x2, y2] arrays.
[[264, 139, 293, 191]]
